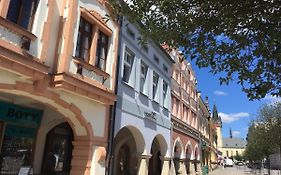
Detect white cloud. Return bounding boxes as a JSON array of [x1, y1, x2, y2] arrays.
[[219, 112, 250, 123], [263, 95, 281, 103], [232, 131, 241, 137], [214, 90, 228, 96]]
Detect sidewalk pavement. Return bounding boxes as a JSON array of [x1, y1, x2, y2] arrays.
[[250, 169, 281, 175]]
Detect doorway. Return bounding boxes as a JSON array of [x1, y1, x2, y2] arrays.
[[41, 123, 74, 175]]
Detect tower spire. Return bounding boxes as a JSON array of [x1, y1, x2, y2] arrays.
[[212, 104, 218, 119], [230, 128, 233, 138]]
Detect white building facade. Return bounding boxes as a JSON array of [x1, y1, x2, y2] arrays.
[[0, 0, 119, 174], [111, 18, 174, 175]]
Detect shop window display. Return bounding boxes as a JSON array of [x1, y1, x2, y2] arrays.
[[0, 101, 42, 175]]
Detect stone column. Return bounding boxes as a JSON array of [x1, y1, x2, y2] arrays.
[[138, 154, 151, 175], [161, 156, 171, 175], [179, 159, 187, 175], [170, 159, 176, 175], [189, 160, 196, 175], [71, 137, 93, 175]]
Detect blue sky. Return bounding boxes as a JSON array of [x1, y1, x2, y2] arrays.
[[189, 61, 281, 139]]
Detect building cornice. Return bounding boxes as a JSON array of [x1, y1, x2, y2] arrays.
[[172, 116, 200, 141]]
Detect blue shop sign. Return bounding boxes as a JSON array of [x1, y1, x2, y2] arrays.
[[5, 125, 37, 138], [0, 101, 42, 127]]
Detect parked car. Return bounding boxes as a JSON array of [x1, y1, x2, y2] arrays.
[[224, 159, 234, 167], [237, 161, 244, 166]]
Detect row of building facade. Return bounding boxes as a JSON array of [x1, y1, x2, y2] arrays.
[[0, 0, 223, 174]]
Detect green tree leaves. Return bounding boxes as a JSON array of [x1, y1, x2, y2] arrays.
[[244, 102, 281, 162], [109, 0, 281, 99]]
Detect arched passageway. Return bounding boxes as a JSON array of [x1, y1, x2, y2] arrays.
[[194, 146, 199, 173], [113, 127, 143, 175], [148, 137, 162, 175], [173, 139, 183, 175], [0, 84, 94, 175], [185, 143, 193, 174], [42, 122, 74, 174]]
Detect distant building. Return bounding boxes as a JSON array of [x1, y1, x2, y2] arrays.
[[222, 129, 247, 158], [214, 108, 247, 159], [213, 105, 223, 155]]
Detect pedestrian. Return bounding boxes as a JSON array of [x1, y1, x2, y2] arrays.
[[42, 150, 57, 175]]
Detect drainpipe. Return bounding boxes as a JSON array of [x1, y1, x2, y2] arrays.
[[105, 15, 123, 175], [170, 121, 174, 174]]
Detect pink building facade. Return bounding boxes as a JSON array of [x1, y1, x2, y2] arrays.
[[167, 47, 200, 175]]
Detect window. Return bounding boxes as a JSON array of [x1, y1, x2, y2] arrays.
[[140, 61, 148, 94], [6, 0, 38, 30], [75, 17, 93, 61], [236, 151, 239, 156], [95, 31, 109, 71], [123, 48, 135, 83], [152, 72, 159, 100], [74, 8, 112, 75], [142, 44, 148, 53], [163, 81, 168, 107], [163, 64, 168, 73], [226, 151, 229, 157], [154, 55, 159, 64], [126, 27, 135, 39]]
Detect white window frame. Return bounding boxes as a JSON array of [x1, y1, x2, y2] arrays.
[[140, 60, 148, 95], [123, 47, 135, 85]]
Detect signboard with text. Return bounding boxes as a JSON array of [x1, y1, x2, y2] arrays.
[[0, 101, 42, 127]]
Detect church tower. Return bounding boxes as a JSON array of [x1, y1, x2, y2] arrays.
[[212, 104, 223, 152]]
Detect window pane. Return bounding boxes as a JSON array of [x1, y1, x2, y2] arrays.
[[96, 31, 108, 70], [123, 66, 130, 83], [6, 0, 37, 30], [163, 81, 168, 97], [6, 0, 21, 24], [19, 1, 33, 29], [75, 17, 92, 61], [123, 48, 135, 83], [85, 23, 91, 32], [140, 61, 148, 93], [153, 72, 159, 99], [82, 49, 88, 60], [75, 33, 81, 57]]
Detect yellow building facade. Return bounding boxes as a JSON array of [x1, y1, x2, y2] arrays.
[[221, 137, 246, 158]]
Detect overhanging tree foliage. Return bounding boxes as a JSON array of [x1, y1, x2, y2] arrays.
[[109, 0, 281, 99], [257, 102, 281, 154], [244, 123, 274, 162], [245, 102, 281, 174]]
